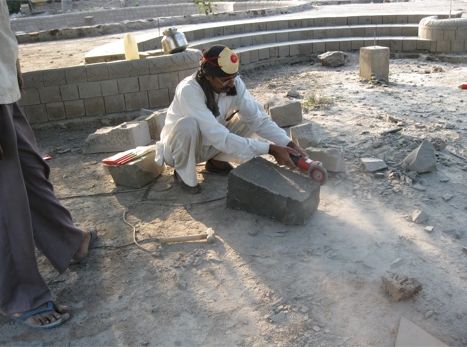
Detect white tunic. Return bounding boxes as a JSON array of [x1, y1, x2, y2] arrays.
[[0, 0, 21, 104], [157, 73, 290, 165]]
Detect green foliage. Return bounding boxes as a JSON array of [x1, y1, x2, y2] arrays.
[[193, 0, 213, 15], [303, 93, 333, 110]]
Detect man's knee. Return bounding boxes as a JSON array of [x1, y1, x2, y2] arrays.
[[172, 117, 200, 138]]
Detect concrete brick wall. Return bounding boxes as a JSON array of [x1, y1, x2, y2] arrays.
[[419, 16, 467, 53], [19, 49, 201, 125]]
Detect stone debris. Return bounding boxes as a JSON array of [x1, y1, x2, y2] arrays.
[[318, 51, 347, 67], [411, 183, 426, 191], [227, 157, 320, 225], [412, 209, 429, 224], [381, 272, 422, 301], [424, 226, 435, 233], [442, 193, 453, 202], [83, 121, 151, 154], [360, 157, 387, 172], [264, 98, 302, 127], [137, 108, 167, 141], [401, 140, 436, 173], [289, 122, 322, 148], [286, 89, 301, 98], [305, 147, 345, 172]]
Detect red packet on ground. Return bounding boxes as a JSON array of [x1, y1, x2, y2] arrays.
[[102, 146, 154, 166]]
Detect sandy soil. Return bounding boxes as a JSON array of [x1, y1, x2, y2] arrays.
[[0, 54, 466, 346]]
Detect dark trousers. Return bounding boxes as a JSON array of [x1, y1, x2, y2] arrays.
[[0, 103, 83, 315]]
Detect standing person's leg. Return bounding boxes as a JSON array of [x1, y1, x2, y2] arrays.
[[12, 103, 85, 273]]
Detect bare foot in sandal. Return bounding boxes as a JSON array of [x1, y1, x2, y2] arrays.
[[12, 301, 71, 329], [72, 228, 98, 262]]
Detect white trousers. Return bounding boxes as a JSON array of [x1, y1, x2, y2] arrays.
[[163, 115, 253, 187]]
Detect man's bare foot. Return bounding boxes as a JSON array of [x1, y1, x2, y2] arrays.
[[12, 302, 71, 329], [72, 228, 97, 262]]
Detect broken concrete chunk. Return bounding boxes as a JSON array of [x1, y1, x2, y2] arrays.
[[401, 140, 436, 173], [83, 121, 151, 154], [424, 225, 435, 233], [360, 157, 387, 172], [104, 149, 164, 188], [290, 122, 321, 148], [227, 157, 320, 225], [318, 51, 347, 67], [442, 193, 453, 202], [412, 209, 429, 224], [137, 108, 167, 141], [286, 90, 301, 98], [381, 272, 422, 301], [264, 98, 302, 127], [305, 147, 345, 172]]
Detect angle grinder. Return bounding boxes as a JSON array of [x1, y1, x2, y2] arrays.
[[290, 154, 328, 185]]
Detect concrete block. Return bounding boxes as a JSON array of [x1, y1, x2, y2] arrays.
[[128, 60, 149, 76], [359, 46, 390, 82], [139, 75, 159, 91], [39, 86, 61, 103], [107, 61, 132, 78], [78, 82, 102, 99], [118, 77, 140, 94], [305, 147, 345, 173], [451, 39, 464, 52], [265, 99, 302, 127], [158, 72, 180, 89], [60, 85, 79, 101], [64, 100, 85, 118], [83, 121, 151, 153], [312, 42, 326, 54], [84, 97, 105, 116], [104, 95, 126, 114], [101, 80, 119, 96], [148, 89, 170, 108], [23, 104, 48, 124], [258, 48, 270, 61], [360, 157, 387, 172], [435, 40, 451, 53], [290, 45, 300, 56], [401, 140, 436, 173], [20, 89, 40, 106], [124, 91, 149, 111], [136, 108, 167, 140], [86, 63, 109, 82], [279, 45, 290, 57], [105, 150, 164, 188], [402, 39, 417, 52], [269, 47, 279, 59], [46, 102, 66, 120], [65, 66, 87, 84], [42, 69, 66, 87], [325, 41, 340, 52], [227, 157, 320, 225], [22, 70, 43, 89], [249, 50, 259, 63], [290, 122, 321, 148], [339, 40, 352, 52]]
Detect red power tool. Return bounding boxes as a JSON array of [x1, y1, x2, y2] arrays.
[[290, 154, 328, 185]]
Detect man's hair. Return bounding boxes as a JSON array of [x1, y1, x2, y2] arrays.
[[196, 45, 238, 117]]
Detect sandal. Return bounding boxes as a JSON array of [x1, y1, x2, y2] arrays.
[[13, 301, 71, 329], [205, 159, 233, 175], [174, 171, 201, 194]]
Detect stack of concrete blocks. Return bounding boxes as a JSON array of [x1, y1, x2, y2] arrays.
[[19, 49, 201, 126], [264, 98, 302, 127], [227, 157, 320, 225], [289, 122, 345, 173], [418, 16, 467, 53], [359, 46, 390, 83], [104, 147, 164, 188]]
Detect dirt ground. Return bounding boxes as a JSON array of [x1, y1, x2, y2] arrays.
[[1, 52, 466, 346]]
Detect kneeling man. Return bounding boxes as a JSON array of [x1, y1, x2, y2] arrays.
[[155, 45, 303, 193]]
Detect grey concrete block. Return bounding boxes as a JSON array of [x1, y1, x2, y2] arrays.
[[83, 121, 151, 153], [78, 82, 102, 98], [46, 102, 66, 120], [19, 89, 41, 106], [290, 123, 322, 148], [107, 61, 132, 78], [279, 45, 290, 57], [39, 86, 61, 103], [360, 157, 387, 172], [139, 75, 159, 91], [42, 69, 66, 87], [137, 108, 167, 140], [227, 157, 320, 225], [60, 85, 79, 101], [148, 89, 170, 108], [101, 80, 119, 96], [359, 46, 390, 82], [124, 91, 149, 111], [105, 150, 164, 188], [86, 63, 110, 82], [118, 77, 139, 93], [265, 99, 302, 127], [104, 95, 126, 114], [65, 66, 87, 84], [23, 104, 48, 124], [64, 100, 85, 118], [84, 97, 105, 116], [401, 140, 436, 173], [305, 147, 345, 173], [158, 72, 180, 89], [22, 70, 43, 89]]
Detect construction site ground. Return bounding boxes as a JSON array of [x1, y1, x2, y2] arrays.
[[1, 1, 467, 346]]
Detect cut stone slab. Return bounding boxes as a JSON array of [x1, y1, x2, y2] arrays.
[[83, 121, 151, 154], [137, 108, 167, 141], [290, 122, 322, 148], [226, 157, 320, 225], [412, 209, 429, 224], [381, 272, 422, 301], [264, 98, 302, 127], [360, 157, 387, 172], [105, 149, 164, 188], [395, 317, 448, 347], [318, 51, 347, 67], [359, 46, 390, 82], [305, 147, 345, 172], [401, 140, 436, 173]]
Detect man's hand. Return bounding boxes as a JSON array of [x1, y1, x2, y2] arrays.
[[269, 144, 299, 168], [287, 141, 306, 157]]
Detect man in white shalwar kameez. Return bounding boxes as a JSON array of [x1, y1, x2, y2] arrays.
[[155, 45, 303, 193]]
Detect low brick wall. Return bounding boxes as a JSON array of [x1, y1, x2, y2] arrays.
[[419, 16, 467, 53], [19, 49, 201, 125]]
